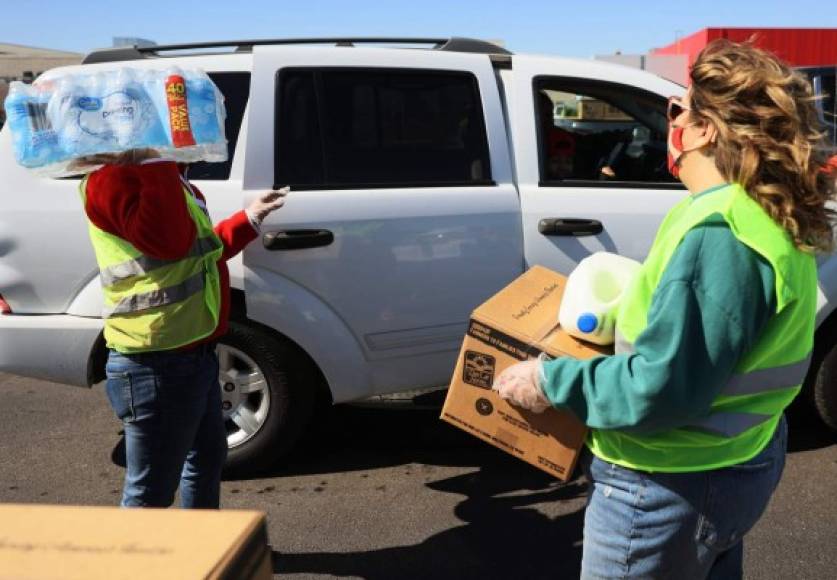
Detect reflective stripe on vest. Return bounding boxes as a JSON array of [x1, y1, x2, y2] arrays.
[[615, 332, 812, 399], [103, 269, 206, 318], [722, 356, 812, 397], [99, 235, 222, 286], [614, 329, 632, 356], [682, 412, 774, 438]]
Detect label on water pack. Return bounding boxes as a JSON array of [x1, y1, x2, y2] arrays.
[[77, 90, 144, 139], [165, 74, 196, 148]]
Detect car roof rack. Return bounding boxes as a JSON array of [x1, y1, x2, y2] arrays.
[[81, 37, 512, 65]]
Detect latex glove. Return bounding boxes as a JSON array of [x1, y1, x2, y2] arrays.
[[246, 187, 289, 230], [492, 359, 551, 413]]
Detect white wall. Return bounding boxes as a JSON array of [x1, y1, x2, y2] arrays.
[[594, 53, 689, 86]]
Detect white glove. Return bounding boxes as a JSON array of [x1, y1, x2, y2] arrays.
[[491, 359, 551, 413], [245, 187, 289, 231]]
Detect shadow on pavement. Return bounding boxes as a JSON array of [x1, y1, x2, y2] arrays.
[[272, 464, 587, 579], [234, 401, 588, 577], [111, 431, 126, 467], [228, 404, 508, 481], [785, 398, 836, 453], [108, 402, 516, 478]]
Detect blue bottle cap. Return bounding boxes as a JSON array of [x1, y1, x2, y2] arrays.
[[577, 313, 598, 333]]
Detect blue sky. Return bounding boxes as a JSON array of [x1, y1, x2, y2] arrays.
[[4, 0, 836, 57]]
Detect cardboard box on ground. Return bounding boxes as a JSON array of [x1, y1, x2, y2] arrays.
[[0, 504, 271, 580], [441, 266, 612, 481]]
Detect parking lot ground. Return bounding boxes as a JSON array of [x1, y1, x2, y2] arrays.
[[1, 372, 835, 579]]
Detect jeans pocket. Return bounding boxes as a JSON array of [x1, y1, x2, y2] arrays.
[[127, 371, 160, 422], [698, 445, 783, 551], [106, 366, 160, 423], [105, 373, 134, 422]]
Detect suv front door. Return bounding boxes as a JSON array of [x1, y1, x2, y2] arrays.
[[512, 56, 687, 273]]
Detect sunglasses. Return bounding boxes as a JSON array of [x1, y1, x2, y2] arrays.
[[667, 96, 691, 121]]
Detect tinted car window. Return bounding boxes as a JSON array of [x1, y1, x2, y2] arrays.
[[274, 71, 324, 186], [276, 68, 492, 189]]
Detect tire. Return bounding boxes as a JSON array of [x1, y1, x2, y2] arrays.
[[216, 321, 317, 474], [812, 337, 837, 431]]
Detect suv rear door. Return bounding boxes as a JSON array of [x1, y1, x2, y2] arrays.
[[510, 56, 687, 273], [242, 46, 521, 397]]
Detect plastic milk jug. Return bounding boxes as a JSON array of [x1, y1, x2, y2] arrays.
[[558, 252, 642, 345]]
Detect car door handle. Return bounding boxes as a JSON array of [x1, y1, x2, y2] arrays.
[[263, 229, 334, 251], [538, 218, 603, 237]]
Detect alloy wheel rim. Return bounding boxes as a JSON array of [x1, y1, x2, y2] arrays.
[[216, 344, 271, 448]]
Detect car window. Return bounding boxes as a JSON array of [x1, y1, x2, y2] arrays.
[[534, 77, 678, 186], [275, 68, 492, 189], [187, 71, 250, 180]]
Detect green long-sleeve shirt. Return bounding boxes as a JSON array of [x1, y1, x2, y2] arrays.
[[541, 208, 777, 433]]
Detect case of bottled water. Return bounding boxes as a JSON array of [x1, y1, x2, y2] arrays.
[[4, 66, 227, 177]]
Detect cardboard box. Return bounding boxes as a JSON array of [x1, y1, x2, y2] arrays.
[[0, 504, 271, 580], [441, 265, 611, 480]]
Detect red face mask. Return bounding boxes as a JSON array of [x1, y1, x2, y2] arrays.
[[667, 122, 705, 180]]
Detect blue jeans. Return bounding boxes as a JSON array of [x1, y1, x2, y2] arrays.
[[580, 416, 787, 579], [105, 344, 227, 508]]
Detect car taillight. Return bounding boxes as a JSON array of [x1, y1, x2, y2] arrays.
[[0, 294, 11, 314]]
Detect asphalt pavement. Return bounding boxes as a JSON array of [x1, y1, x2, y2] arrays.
[[1, 372, 835, 579]]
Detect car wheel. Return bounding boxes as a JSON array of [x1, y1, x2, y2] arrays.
[[217, 321, 317, 474], [812, 337, 837, 431]]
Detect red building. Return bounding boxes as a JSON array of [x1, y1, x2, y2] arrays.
[[646, 28, 836, 146], [652, 27, 837, 69]]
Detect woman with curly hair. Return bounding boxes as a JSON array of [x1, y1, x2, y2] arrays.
[[494, 39, 836, 578]]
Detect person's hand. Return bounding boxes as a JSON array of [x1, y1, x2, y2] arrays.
[[246, 187, 289, 226], [599, 165, 616, 180], [66, 148, 159, 172], [112, 148, 159, 165], [491, 360, 551, 413], [66, 153, 120, 172]]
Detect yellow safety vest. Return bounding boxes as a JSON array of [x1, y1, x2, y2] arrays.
[[589, 183, 817, 472], [80, 176, 224, 353]]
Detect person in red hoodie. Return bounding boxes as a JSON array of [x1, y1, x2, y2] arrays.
[[77, 148, 285, 508]]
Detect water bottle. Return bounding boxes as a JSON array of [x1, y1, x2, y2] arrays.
[[558, 252, 642, 345]]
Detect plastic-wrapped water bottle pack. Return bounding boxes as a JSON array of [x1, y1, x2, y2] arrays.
[[3, 66, 227, 176]]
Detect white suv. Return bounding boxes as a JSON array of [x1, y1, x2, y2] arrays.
[[1, 37, 835, 472]]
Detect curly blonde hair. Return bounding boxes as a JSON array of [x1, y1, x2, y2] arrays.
[[689, 39, 836, 253]]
